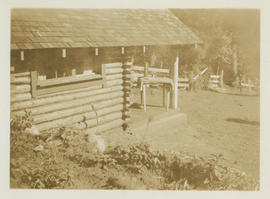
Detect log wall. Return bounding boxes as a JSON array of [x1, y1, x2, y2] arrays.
[[10, 62, 127, 134]]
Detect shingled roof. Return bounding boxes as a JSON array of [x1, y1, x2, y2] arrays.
[[11, 9, 202, 50]]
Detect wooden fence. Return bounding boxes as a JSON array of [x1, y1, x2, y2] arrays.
[[10, 61, 132, 134], [131, 65, 189, 89]]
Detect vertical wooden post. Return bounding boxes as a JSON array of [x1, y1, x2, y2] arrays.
[[144, 62, 149, 77], [101, 64, 106, 88], [233, 45, 238, 77], [163, 85, 166, 108], [143, 84, 146, 112], [30, 71, 38, 98], [170, 55, 179, 109], [166, 88, 170, 111], [220, 69, 224, 88]]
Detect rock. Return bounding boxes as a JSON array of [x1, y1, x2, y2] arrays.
[[25, 125, 40, 135], [87, 131, 106, 153], [33, 145, 44, 152]]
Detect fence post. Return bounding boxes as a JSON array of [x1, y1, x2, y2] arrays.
[[30, 71, 38, 98], [170, 56, 179, 109]]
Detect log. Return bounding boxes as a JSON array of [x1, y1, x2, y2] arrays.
[[11, 77, 31, 84], [11, 85, 123, 111], [14, 91, 123, 116], [33, 104, 94, 124], [106, 79, 123, 86], [37, 109, 123, 132], [36, 111, 97, 132], [102, 62, 122, 68], [132, 65, 169, 74], [11, 72, 30, 77], [10, 84, 31, 94], [105, 74, 123, 81], [97, 112, 122, 124], [34, 103, 123, 125], [11, 93, 32, 103], [92, 97, 124, 110], [105, 68, 124, 74], [170, 56, 178, 109], [37, 79, 104, 96], [87, 119, 124, 134], [38, 74, 102, 87], [96, 104, 123, 116], [35, 84, 102, 98], [178, 78, 189, 82]]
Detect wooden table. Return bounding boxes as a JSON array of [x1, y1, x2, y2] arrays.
[[138, 76, 174, 112]]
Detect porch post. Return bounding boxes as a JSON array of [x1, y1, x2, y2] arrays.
[[170, 56, 179, 109]]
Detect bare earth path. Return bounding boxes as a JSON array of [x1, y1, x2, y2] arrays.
[[103, 88, 260, 180]]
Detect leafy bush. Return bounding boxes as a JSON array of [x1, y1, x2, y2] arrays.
[[10, 110, 33, 132]]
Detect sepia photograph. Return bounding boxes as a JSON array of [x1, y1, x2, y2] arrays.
[[2, 0, 267, 195]]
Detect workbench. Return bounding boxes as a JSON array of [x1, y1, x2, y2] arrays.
[[138, 76, 174, 112]]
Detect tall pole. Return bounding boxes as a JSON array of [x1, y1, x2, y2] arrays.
[[233, 45, 238, 77], [170, 55, 179, 109]]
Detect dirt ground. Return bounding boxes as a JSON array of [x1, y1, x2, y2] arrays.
[[103, 87, 260, 181]]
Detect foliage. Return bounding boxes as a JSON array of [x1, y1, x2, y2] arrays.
[[10, 110, 33, 132], [10, 117, 259, 190], [171, 9, 260, 82]]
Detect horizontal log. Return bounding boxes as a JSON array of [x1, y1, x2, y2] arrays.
[[37, 79, 104, 96], [210, 75, 220, 79], [132, 66, 169, 74], [11, 85, 123, 111], [33, 104, 94, 124], [131, 73, 144, 79], [14, 91, 123, 116], [178, 83, 189, 87], [97, 112, 122, 124], [106, 79, 123, 87], [37, 110, 123, 132], [11, 77, 31, 84], [96, 104, 123, 116], [122, 61, 133, 66], [10, 84, 31, 94], [178, 78, 189, 82], [34, 102, 124, 125], [11, 72, 30, 77], [36, 111, 97, 132], [105, 74, 123, 81], [102, 62, 122, 68], [87, 119, 124, 134], [35, 84, 102, 98], [93, 97, 124, 110], [209, 80, 220, 84], [105, 68, 124, 74], [11, 93, 32, 103], [38, 74, 102, 87]]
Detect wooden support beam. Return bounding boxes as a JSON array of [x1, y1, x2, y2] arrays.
[[101, 64, 106, 88], [30, 71, 38, 98], [170, 56, 179, 109], [143, 84, 146, 112]]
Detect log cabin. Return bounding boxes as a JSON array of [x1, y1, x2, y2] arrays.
[[10, 8, 202, 133]]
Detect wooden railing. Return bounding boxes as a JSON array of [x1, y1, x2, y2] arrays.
[[131, 65, 189, 89], [30, 65, 107, 97]]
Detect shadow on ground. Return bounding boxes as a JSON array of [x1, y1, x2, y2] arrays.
[[225, 118, 260, 126]]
